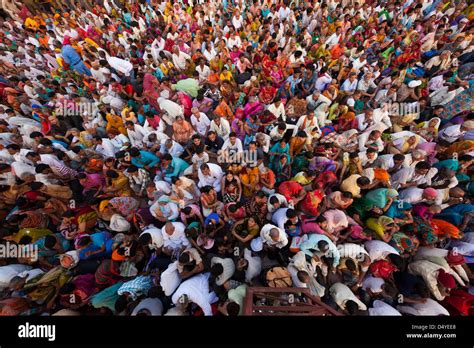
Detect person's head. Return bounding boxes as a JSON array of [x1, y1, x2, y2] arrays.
[[138, 232, 151, 246], [345, 300, 360, 315], [437, 269, 456, 292], [210, 263, 224, 277], [356, 176, 371, 188], [393, 154, 405, 166], [387, 253, 403, 270], [226, 302, 240, 316], [6, 144, 20, 155], [77, 236, 92, 248], [269, 228, 280, 242], [297, 270, 310, 284], [44, 235, 58, 250], [200, 163, 210, 176], [164, 222, 175, 235], [345, 258, 357, 272], [269, 195, 280, 209], [8, 275, 27, 291], [449, 187, 465, 198], [178, 251, 191, 265], [317, 240, 329, 253], [414, 161, 431, 176]]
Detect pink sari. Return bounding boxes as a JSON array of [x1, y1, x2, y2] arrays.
[[143, 73, 161, 112]]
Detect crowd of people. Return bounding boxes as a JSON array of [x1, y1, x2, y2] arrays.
[[0, 0, 473, 316]]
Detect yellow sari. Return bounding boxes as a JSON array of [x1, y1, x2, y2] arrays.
[[106, 113, 126, 135]]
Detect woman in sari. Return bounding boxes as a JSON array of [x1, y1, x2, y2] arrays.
[[240, 164, 260, 198], [105, 112, 127, 136], [231, 215, 261, 244], [363, 188, 399, 211], [269, 139, 290, 172], [413, 117, 441, 142], [200, 185, 224, 217], [150, 195, 179, 224], [142, 72, 162, 112]]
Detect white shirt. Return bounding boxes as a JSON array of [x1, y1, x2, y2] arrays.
[[95, 138, 116, 158], [127, 125, 149, 147], [221, 137, 243, 154], [172, 51, 191, 70], [196, 65, 211, 82], [107, 56, 133, 76], [315, 73, 332, 92], [158, 98, 183, 121], [260, 224, 288, 249], [271, 208, 290, 230], [140, 226, 164, 249], [209, 118, 231, 140], [329, 283, 367, 310], [198, 163, 223, 191], [364, 240, 399, 261], [190, 113, 211, 136], [267, 193, 288, 214], [161, 222, 190, 250]]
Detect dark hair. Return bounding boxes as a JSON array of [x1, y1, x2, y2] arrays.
[[342, 191, 353, 199], [178, 252, 191, 264], [317, 240, 329, 251], [387, 253, 403, 269], [106, 170, 119, 178], [210, 263, 224, 277], [115, 295, 129, 313], [345, 300, 359, 315], [393, 154, 405, 162], [6, 144, 20, 151], [29, 131, 44, 139], [269, 196, 279, 205], [226, 302, 240, 316], [138, 233, 151, 246], [127, 165, 139, 173], [415, 161, 431, 170], [29, 182, 44, 191], [129, 148, 141, 157], [77, 236, 92, 247], [35, 164, 50, 174], [356, 177, 370, 186], [346, 258, 357, 272], [286, 209, 297, 219]]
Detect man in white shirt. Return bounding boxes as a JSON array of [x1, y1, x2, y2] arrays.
[[209, 117, 230, 141], [198, 163, 223, 192], [190, 108, 211, 137], [125, 121, 149, 148], [232, 11, 244, 30], [267, 99, 286, 121], [221, 132, 243, 156], [325, 26, 343, 47], [162, 222, 190, 254], [260, 224, 288, 249], [158, 97, 184, 125], [195, 59, 211, 83], [92, 136, 116, 158], [391, 161, 438, 189], [171, 46, 191, 71], [340, 73, 359, 95]]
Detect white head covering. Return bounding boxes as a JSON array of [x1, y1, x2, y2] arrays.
[[60, 250, 80, 269], [408, 80, 422, 88], [251, 237, 263, 252], [110, 214, 131, 232]]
